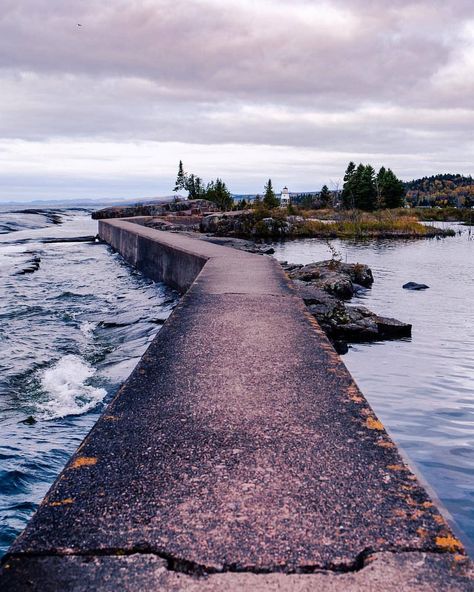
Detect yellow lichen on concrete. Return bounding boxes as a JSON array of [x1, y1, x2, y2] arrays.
[[387, 464, 406, 471], [435, 534, 464, 553], [49, 498, 74, 507], [348, 388, 364, 404], [366, 417, 384, 431], [70, 457, 97, 469], [377, 440, 395, 449]]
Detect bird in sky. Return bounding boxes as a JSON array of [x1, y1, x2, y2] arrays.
[[77, 23, 82, 27]]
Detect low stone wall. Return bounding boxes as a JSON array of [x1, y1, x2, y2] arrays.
[[98, 219, 209, 291], [1, 218, 472, 591]]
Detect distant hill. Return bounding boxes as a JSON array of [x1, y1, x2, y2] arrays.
[[405, 174, 474, 206]]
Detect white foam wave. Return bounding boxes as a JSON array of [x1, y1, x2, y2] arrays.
[[38, 355, 106, 419], [80, 320, 97, 338]]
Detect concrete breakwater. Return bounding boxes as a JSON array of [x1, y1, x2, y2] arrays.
[[0, 218, 472, 591]]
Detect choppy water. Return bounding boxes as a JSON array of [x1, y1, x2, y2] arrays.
[[271, 223, 474, 556], [0, 208, 177, 556]]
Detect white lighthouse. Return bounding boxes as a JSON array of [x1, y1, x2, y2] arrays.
[[280, 186, 290, 207]]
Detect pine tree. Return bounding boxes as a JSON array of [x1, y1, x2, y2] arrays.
[[263, 179, 280, 209], [205, 178, 233, 211], [320, 185, 331, 207], [184, 173, 196, 199], [194, 176, 205, 199], [174, 160, 186, 193], [376, 167, 386, 208], [341, 162, 356, 209], [379, 168, 405, 208], [358, 165, 377, 211]]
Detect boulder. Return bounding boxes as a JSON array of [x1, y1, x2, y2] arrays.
[[284, 260, 373, 300], [375, 316, 412, 338], [403, 282, 429, 290], [288, 263, 411, 351]]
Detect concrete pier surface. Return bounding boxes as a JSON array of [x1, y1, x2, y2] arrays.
[[1, 219, 472, 590]]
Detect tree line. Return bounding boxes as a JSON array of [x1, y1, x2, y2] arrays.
[[405, 173, 474, 207], [342, 162, 405, 210], [173, 160, 234, 210], [173, 160, 407, 212], [174, 162, 285, 211]]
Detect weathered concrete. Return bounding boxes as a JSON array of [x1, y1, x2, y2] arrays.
[[1, 218, 472, 590], [1, 553, 473, 591]]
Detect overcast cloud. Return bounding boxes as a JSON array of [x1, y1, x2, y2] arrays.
[[1, 0, 473, 201]]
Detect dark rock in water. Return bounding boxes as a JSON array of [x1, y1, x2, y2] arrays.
[[333, 341, 349, 355], [403, 282, 429, 290], [284, 260, 373, 300], [375, 316, 412, 338], [149, 316, 167, 325], [20, 416, 37, 425], [16, 254, 41, 275], [98, 313, 143, 328], [41, 236, 96, 244]]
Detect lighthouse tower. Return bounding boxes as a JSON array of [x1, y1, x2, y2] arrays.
[[280, 186, 290, 207]]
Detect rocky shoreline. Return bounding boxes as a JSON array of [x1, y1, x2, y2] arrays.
[[282, 260, 411, 353], [93, 200, 455, 239], [200, 210, 455, 239]]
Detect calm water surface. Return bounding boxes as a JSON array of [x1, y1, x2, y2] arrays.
[[271, 223, 474, 556], [0, 209, 177, 556]]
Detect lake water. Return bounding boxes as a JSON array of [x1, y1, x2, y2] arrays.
[[0, 208, 177, 557], [270, 223, 474, 556]]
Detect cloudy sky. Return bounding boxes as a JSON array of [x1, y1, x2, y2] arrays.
[[1, 0, 473, 201]]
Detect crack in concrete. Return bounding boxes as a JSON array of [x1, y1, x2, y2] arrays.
[[4, 546, 459, 577]]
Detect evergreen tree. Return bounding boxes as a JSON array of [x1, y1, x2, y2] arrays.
[[205, 178, 233, 210], [376, 166, 386, 208], [342, 162, 377, 210], [240, 198, 248, 209], [320, 185, 331, 207], [194, 176, 206, 199], [174, 160, 186, 193], [185, 173, 196, 199], [263, 179, 280, 209], [358, 165, 377, 211], [378, 168, 405, 208], [341, 162, 356, 209]]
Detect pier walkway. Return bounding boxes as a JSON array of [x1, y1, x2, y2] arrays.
[[1, 219, 472, 590]]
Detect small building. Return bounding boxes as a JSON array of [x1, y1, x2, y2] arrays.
[[280, 186, 290, 207]]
